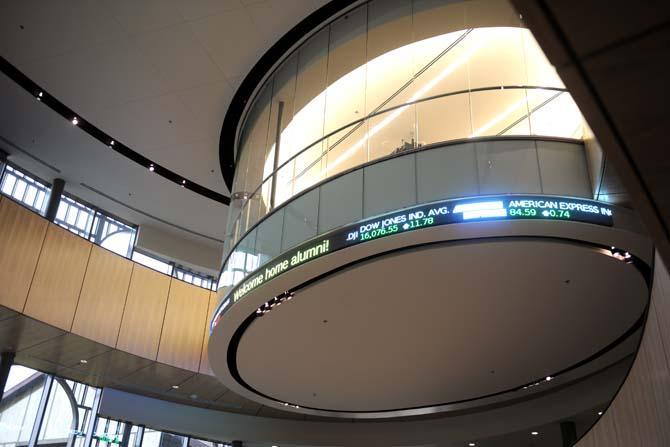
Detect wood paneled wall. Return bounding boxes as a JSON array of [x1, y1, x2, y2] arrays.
[[157, 280, 210, 371], [116, 264, 171, 360], [0, 196, 48, 311], [0, 198, 218, 372], [576, 252, 670, 446], [199, 291, 220, 376]]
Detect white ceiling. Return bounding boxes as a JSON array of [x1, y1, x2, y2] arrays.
[[0, 0, 330, 257], [237, 239, 646, 412]]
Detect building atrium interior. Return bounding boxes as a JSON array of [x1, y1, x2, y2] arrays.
[[1, 0, 669, 446]]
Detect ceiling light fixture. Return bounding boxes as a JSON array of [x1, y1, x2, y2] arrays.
[[469, 443, 476, 446], [79, 359, 88, 364], [149, 164, 155, 172], [598, 411, 603, 416], [72, 117, 79, 125], [110, 140, 115, 146], [531, 431, 539, 436], [545, 376, 552, 381], [172, 385, 179, 389], [36, 91, 43, 101]]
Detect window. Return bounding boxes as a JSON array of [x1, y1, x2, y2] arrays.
[[92, 417, 129, 447], [132, 251, 174, 275], [0, 164, 50, 213], [54, 193, 138, 258], [174, 265, 216, 291], [91, 213, 137, 258], [55, 194, 96, 237]]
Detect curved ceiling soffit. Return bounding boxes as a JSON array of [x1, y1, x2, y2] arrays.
[[218, 0, 360, 192], [0, 56, 230, 205]]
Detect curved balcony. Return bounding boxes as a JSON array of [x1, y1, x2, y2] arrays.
[[220, 136, 593, 289]]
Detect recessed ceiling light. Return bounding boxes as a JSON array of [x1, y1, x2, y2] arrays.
[[149, 164, 155, 172], [110, 140, 115, 146], [36, 91, 43, 100], [545, 376, 552, 381], [469, 443, 476, 446], [598, 411, 603, 416], [79, 359, 88, 364], [531, 431, 539, 436], [172, 385, 179, 389], [72, 117, 79, 125], [182, 179, 186, 184]]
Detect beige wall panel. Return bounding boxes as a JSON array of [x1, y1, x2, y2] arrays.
[[0, 198, 48, 311], [157, 279, 209, 372], [24, 224, 91, 330], [576, 252, 670, 446], [198, 291, 219, 376], [71, 246, 133, 347], [116, 265, 170, 360]]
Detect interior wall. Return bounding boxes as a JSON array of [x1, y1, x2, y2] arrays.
[[576, 251, 670, 446], [136, 224, 223, 275]]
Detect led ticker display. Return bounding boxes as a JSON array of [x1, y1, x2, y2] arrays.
[[211, 195, 613, 330]]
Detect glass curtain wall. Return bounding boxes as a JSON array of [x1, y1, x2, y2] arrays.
[[222, 0, 586, 288], [0, 366, 232, 447]]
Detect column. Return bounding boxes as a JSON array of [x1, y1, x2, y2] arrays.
[[0, 351, 15, 404], [45, 178, 65, 221], [0, 149, 7, 180]]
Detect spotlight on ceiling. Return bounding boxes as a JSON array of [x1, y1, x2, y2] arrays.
[[172, 385, 179, 389], [149, 164, 155, 172], [545, 376, 552, 381], [469, 443, 476, 447], [36, 91, 43, 100], [72, 117, 79, 125], [531, 431, 539, 436], [110, 140, 115, 146], [79, 359, 88, 364]]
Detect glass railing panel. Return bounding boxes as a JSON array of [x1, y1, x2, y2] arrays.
[[280, 187, 319, 251], [324, 121, 369, 178], [317, 168, 363, 234], [273, 158, 295, 208], [528, 90, 584, 139], [293, 140, 326, 196], [367, 103, 417, 162], [363, 153, 417, 218], [470, 88, 531, 138], [245, 187, 263, 233], [416, 92, 472, 147], [254, 207, 285, 268], [536, 140, 592, 197], [474, 139, 542, 194], [259, 175, 273, 223], [416, 141, 479, 203], [238, 228, 258, 276]]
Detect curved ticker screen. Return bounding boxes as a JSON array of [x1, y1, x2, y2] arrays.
[[212, 195, 613, 330]]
